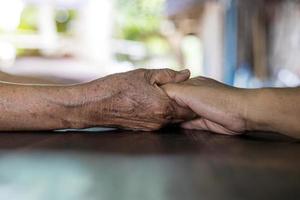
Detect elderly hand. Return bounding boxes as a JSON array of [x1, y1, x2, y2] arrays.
[[162, 77, 248, 135], [73, 68, 195, 131]]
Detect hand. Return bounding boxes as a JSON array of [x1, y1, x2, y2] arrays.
[[75, 68, 195, 131], [162, 77, 248, 135]]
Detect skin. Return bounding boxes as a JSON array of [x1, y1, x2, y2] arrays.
[[162, 76, 300, 139], [0, 68, 194, 131]]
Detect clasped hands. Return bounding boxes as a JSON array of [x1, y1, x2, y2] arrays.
[[76, 68, 247, 135]]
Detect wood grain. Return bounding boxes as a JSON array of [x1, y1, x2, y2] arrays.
[[0, 129, 299, 200]]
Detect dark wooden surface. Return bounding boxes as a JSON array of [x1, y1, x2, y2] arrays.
[[0, 129, 299, 200]]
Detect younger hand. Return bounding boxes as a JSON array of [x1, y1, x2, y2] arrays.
[[162, 77, 248, 135]]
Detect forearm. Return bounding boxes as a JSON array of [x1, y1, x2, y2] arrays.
[[0, 83, 82, 131], [0, 78, 128, 131], [244, 87, 300, 138]]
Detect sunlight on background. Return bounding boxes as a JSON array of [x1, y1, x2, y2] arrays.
[[0, 0, 299, 85], [0, 0, 299, 199], [0, 0, 24, 31], [0, 0, 187, 83], [0, 0, 24, 67]]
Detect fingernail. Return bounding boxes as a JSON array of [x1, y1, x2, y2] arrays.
[[180, 69, 190, 74]]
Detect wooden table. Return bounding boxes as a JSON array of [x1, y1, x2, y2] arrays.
[[0, 129, 299, 200]]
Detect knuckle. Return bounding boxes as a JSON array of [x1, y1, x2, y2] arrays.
[[133, 68, 147, 77], [164, 69, 176, 79], [135, 68, 146, 73], [143, 70, 154, 82]]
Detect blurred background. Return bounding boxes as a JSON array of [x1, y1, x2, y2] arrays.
[[0, 1, 300, 199], [0, 0, 299, 86]]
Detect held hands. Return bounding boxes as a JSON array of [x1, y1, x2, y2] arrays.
[[73, 68, 299, 138], [76, 68, 248, 134], [162, 76, 248, 135], [77, 68, 195, 131]]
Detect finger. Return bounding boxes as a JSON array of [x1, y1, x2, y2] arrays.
[[149, 69, 190, 85], [170, 103, 197, 123], [161, 83, 189, 108], [182, 119, 241, 135], [161, 83, 178, 98], [181, 118, 208, 130]]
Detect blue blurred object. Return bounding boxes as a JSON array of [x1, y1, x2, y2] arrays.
[[223, 0, 238, 85], [234, 63, 253, 88], [165, 0, 202, 17]]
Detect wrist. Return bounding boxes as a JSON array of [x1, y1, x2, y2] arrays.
[[28, 85, 87, 130], [242, 88, 273, 132], [64, 82, 117, 129], [55, 84, 90, 129]]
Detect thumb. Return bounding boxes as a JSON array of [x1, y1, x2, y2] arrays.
[[161, 83, 189, 108], [149, 69, 190, 85]]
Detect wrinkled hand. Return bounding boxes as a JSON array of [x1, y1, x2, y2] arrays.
[[162, 77, 247, 135], [79, 69, 195, 131]]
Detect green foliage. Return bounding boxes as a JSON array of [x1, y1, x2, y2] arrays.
[[18, 6, 38, 32], [116, 0, 164, 41], [55, 9, 76, 34], [145, 36, 170, 55]]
